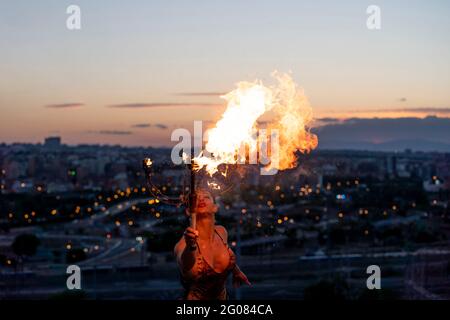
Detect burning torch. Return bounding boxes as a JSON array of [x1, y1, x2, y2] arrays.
[[142, 157, 199, 250]]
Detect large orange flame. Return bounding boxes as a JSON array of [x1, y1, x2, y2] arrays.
[[194, 72, 318, 175]]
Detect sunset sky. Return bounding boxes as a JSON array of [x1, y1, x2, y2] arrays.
[[1, 0, 449, 146]]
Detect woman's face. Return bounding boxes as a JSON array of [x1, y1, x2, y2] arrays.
[[195, 190, 218, 215]]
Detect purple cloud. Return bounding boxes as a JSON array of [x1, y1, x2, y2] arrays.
[[88, 130, 133, 135], [396, 107, 450, 114], [132, 123, 152, 128], [154, 123, 168, 129], [108, 102, 220, 108], [174, 92, 225, 97], [131, 123, 168, 129], [45, 103, 84, 109]]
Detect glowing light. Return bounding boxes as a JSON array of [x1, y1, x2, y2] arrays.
[[193, 72, 318, 175], [144, 158, 153, 167], [207, 181, 221, 190]]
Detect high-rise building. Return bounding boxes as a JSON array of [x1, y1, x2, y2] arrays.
[[44, 136, 61, 149]]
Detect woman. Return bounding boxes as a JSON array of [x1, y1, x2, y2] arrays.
[[174, 189, 251, 300]]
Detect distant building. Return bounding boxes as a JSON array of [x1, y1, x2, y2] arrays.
[[386, 155, 397, 178], [423, 177, 446, 192], [44, 136, 61, 149]]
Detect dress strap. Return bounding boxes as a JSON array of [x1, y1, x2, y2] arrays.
[[214, 228, 235, 262], [214, 228, 228, 246]]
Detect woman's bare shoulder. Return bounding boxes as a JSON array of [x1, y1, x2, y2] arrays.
[[215, 225, 228, 240]]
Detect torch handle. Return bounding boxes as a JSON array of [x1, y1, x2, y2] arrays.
[[189, 210, 197, 251], [189, 159, 197, 250], [190, 212, 197, 230]]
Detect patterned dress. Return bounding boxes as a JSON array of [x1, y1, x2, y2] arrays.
[[180, 228, 236, 300]]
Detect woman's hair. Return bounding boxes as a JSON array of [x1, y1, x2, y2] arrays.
[[195, 188, 217, 204]]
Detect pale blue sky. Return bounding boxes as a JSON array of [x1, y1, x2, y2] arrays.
[[0, 0, 449, 146]]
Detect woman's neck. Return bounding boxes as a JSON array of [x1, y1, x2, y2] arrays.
[[196, 214, 215, 242]]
